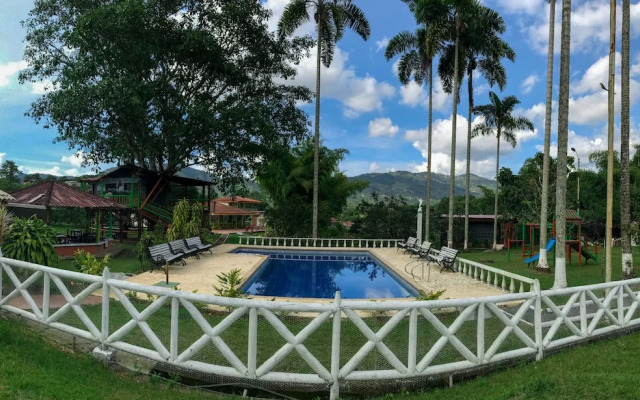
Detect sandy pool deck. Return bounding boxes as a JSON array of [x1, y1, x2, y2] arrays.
[[125, 244, 505, 301]]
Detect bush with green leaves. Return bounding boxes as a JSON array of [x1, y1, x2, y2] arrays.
[[212, 268, 245, 298], [135, 223, 166, 269], [1, 216, 58, 266], [416, 289, 445, 301], [73, 249, 109, 275], [166, 199, 203, 241]]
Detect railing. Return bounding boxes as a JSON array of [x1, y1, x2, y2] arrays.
[[108, 193, 140, 208], [238, 236, 402, 248], [456, 257, 537, 293], [142, 201, 173, 224], [2, 254, 640, 399]]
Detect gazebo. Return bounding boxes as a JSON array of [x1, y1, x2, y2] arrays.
[[8, 181, 127, 257]]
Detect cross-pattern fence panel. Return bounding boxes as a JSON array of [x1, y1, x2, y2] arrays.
[[2, 254, 640, 400]]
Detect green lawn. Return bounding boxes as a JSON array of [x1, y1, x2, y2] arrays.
[[460, 245, 638, 290], [1, 315, 640, 400], [57, 241, 143, 275]]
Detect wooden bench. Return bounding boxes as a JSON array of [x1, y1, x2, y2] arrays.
[[147, 243, 185, 272], [169, 240, 200, 259], [185, 237, 213, 255], [428, 246, 459, 273]]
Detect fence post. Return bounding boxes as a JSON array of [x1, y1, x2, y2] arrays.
[[248, 307, 258, 378], [0, 249, 3, 302], [618, 284, 624, 327], [477, 302, 485, 364], [101, 267, 111, 349], [42, 272, 50, 322], [408, 308, 417, 373], [330, 291, 342, 400], [170, 297, 179, 361], [534, 280, 543, 361]]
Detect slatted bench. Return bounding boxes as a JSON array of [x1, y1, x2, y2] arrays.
[[428, 246, 459, 273], [397, 237, 417, 253], [147, 243, 185, 272], [185, 237, 213, 255], [169, 239, 200, 259], [408, 241, 432, 259]]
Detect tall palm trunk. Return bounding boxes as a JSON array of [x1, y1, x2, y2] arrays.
[[426, 63, 433, 242], [554, 0, 571, 289], [447, 15, 461, 248], [493, 127, 501, 249], [605, 0, 616, 283], [537, 0, 555, 271], [621, 0, 634, 278], [464, 69, 473, 251], [312, 1, 322, 238]]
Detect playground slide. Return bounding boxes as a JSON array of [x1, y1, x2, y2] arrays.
[[523, 238, 556, 265], [569, 242, 598, 262]]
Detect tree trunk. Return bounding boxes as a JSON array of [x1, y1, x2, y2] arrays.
[[537, 0, 555, 271], [464, 66, 473, 251], [448, 15, 461, 248], [426, 62, 433, 242], [312, 1, 322, 239], [605, 0, 615, 283], [554, 0, 571, 289], [493, 128, 500, 249], [620, 0, 634, 278]]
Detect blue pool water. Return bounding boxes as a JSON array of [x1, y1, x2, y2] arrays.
[[232, 248, 418, 299]]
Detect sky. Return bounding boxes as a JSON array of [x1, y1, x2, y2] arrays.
[[0, 0, 639, 180]]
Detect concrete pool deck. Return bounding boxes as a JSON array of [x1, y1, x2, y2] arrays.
[[124, 244, 505, 301]]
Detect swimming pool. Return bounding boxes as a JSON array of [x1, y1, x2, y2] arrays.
[[232, 248, 418, 299]]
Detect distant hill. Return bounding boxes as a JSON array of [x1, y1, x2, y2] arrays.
[[348, 171, 494, 203]]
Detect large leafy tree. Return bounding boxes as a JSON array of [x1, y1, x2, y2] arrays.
[[553, 0, 572, 289], [0, 160, 21, 191], [256, 141, 367, 237], [537, 0, 557, 271], [621, 0, 634, 278], [473, 92, 534, 249], [278, 0, 370, 238], [20, 0, 312, 184], [438, 4, 515, 250], [385, 0, 446, 243]]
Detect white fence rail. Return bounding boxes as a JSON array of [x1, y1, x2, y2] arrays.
[[2, 255, 640, 399], [457, 257, 537, 293], [237, 236, 401, 248]]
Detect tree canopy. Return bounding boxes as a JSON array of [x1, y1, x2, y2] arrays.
[[256, 141, 367, 237], [20, 0, 313, 183]]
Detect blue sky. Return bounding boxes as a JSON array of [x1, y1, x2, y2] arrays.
[[1, 0, 639, 179]]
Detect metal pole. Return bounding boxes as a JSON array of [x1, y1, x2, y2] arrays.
[[605, 0, 616, 284]]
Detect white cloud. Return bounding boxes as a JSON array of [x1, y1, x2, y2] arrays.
[[491, 0, 545, 15], [0, 152, 6, 164], [0, 60, 27, 87], [375, 36, 389, 52], [31, 79, 57, 94], [64, 168, 79, 176], [368, 118, 399, 138], [263, 0, 315, 36], [369, 162, 380, 172], [290, 46, 395, 117], [399, 80, 449, 112], [24, 166, 62, 176], [61, 151, 84, 168], [521, 74, 539, 94]]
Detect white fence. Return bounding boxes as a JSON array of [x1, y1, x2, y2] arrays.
[[2, 255, 640, 399], [238, 236, 402, 248], [457, 258, 537, 293]]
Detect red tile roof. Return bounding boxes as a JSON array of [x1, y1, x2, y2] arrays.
[[212, 196, 261, 204], [210, 202, 262, 216], [9, 181, 127, 209]]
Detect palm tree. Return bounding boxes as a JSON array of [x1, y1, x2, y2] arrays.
[[620, 0, 633, 278], [385, 1, 446, 243], [553, 0, 572, 289], [438, 5, 515, 251], [473, 92, 534, 249], [537, 0, 556, 271], [418, 0, 481, 248], [278, 0, 370, 238]]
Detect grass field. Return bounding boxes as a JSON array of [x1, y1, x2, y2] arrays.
[[1, 315, 639, 400]]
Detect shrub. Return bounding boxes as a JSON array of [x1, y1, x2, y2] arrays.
[[416, 289, 445, 301], [73, 250, 109, 275], [166, 199, 201, 241], [1, 216, 58, 266], [212, 268, 245, 298], [135, 224, 166, 269]]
